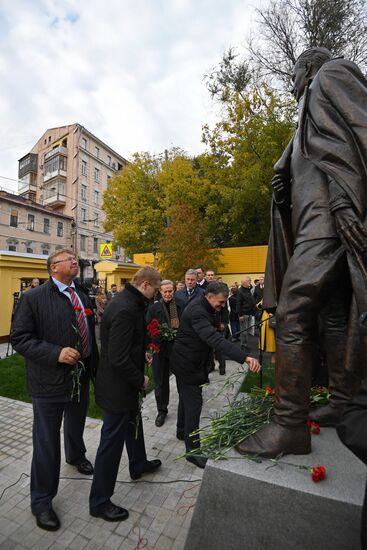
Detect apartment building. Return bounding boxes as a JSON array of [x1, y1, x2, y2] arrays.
[[18, 124, 128, 279], [0, 190, 72, 255]]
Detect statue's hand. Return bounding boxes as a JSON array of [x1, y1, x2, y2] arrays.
[[272, 174, 289, 205], [334, 207, 367, 254]]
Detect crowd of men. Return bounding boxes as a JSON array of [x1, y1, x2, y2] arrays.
[[11, 249, 261, 531]]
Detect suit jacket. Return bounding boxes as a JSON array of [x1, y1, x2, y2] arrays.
[[175, 286, 205, 310], [253, 284, 264, 305], [95, 283, 149, 413], [11, 278, 98, 398], [171, 295, 247, 386]]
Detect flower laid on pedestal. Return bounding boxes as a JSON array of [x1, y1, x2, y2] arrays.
[[181, 373, 328, 483]]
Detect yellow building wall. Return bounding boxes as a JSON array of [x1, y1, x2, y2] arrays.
[[95, 260, 142, 290], [133, 245, 268, 286], [0, 253, 49, 341]]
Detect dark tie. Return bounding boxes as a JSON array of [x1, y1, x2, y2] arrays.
[[67, 287, 89, 357]]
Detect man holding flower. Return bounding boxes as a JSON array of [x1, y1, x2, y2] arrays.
[[11, 249, 98, 532], [146, 279, 185, 427]]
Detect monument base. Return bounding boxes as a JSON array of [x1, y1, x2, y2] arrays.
[[185, 428, 365, 550]]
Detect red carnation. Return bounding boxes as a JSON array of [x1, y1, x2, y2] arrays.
[[148, 343, 160, 354], [74, 306, 82, 313], [84, 308, 93, 316], [147, 318, 160, 337], [307, 418, 321, 435], [311, 465, 326, 482], [264, 386, 275, 396]]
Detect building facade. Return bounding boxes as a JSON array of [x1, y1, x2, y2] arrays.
[[0, 190, 72, 256], [18, 123, 128, 280]]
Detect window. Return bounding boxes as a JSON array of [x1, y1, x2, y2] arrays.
[[81, 184, 87, 201], [43, 218, 50, 234], [94, 190, 99, 205], [81, 208, 87, 222], [93, 238, 98, 254], [95, 146, 100, 158], [94, 167, 100, 182], [10, 209, 18, 228], [27, 214, 35, 231], [26, 247, 33, 254], [82, 137, 87, 149], [80, 234, 86, 251], [107, 155, 111, 166], [43, 249, 49, 255], [94, 212, 99, 227], [57, 222, 63, 237], [107, 175, 111, 183], [44, 155, 67, 178], [81, 160, 87, 176]]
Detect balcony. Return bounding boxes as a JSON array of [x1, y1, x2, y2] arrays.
[[43, 181, 66, 208], [44, 146, 68, 161], [43, 191, 66, 207], [18, 153, 38, 179], [18, 181, 37, 195]]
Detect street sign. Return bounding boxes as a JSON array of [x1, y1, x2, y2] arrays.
[[99, 243, 113, 258]]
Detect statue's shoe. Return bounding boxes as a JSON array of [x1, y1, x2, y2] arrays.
[[235, 421, 311, 458], [308, 403, 345, 427]]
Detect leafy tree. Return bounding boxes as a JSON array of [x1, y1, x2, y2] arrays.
[[103, 152, 164, 256], [157, 204, 222, 281], [201, 85, 295, 245]]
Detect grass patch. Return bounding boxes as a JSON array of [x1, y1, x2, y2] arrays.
[[240, 362, 275, 393], [0, 354, 155, 420]]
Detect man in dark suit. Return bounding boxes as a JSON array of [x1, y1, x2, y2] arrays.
[[253, 275, 265, 325], [195, 266, 207, 289], [175, 269, 205, 308], [89, 267, 162, 522], [147, 280, 185, 427], [170, 282, 261, 469], [11, 249, 98, 532]]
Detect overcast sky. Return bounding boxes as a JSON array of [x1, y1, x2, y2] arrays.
[[0, 0, 264, 193]]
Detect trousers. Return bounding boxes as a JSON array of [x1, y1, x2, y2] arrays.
[[176, 380, 203, 452], [89, 409, 147, 510], [30, 375, 89, 513]]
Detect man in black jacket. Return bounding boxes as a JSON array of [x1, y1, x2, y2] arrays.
[[89, 267, 162, 522], [11, 249, 98, 532], [175, 269, 205, 308], [146, 280, 185, 427], [236, 277, 256, 353], [170, 282, 261, 468]]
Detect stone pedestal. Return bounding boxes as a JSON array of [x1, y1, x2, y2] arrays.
[[184, 428, 365, 550]]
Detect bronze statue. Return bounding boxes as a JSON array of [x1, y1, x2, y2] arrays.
[[236, 47, 367, 458]]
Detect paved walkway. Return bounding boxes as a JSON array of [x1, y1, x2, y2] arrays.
[[0, 357, 247, 550]]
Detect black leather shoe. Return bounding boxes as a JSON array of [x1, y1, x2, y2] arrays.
[[35, 509, 60, 531], [76, 459, 94, 475], [90, 501, 129, 522], [130, 459, 162, 480], [219, 368, 226, 375], [176, 432, 185, 441], [155, 413, 166, 427], [186, 455, 207, 469]]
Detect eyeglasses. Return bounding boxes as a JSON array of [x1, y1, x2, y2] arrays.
[[52, 257, 78, 265]]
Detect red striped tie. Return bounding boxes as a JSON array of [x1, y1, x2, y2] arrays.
[[67, 287, 89, 357]]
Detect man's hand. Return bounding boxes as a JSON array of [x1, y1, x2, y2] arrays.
[[272, 174, 289, 205], [145, 352, 153, 366], [239, 316, 245, 322], [58, 347, 80, 365], [334, 207, 367, 254], [245, 356, 261, 373], [142, 375, 149, 390]]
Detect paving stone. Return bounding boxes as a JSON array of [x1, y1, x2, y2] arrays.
[[0, 359, 244, 549]]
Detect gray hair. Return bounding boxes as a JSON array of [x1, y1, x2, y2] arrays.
[[205, 282, 229, 298], [47, 248, 75, 274], [161, 279, 175, 287], [185, 269, 198, 278]]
